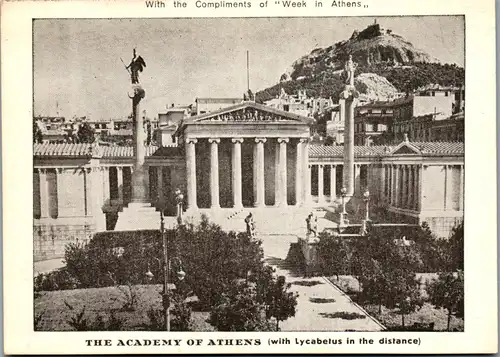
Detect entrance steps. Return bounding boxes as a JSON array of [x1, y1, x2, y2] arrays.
[[114, 202, 177, 231], [187, 205, 341, 235]]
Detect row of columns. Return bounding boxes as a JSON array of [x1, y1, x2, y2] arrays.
[[34, 167, 105, 221], [185, 137, 309, 209], [384, 164, 421, 211], [310, 164, 340, 204]]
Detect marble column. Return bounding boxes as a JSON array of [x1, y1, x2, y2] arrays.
[[459, 165, 464, 211], [84, 168, 92, 216], [413, 165, 419, 211], [354, 164, 361, 196], [254, 138, 266, 207], [90, 166, 106, 231], [295, 139, 304, 206], [303, 141, 311, 204], [380, 164, 386, 200], [277, 137, 289, 206], [444, 165, 449, 211], [408, 165, 414, 210], [117, 167, 124, 205], [102, 167, 110, 205], [157, 166, 164, 207], [330, 165, 336, 202], [130, 89, 148, 204], [209, 138, 221, 209], [343, 98, 356, 197], [231, 138, 243, 209], [39, 169, 50, 218], [301, 139, 311, 205], [186, 138, 198, 210], [402, 165, 407, 209], [317, 165, 325, 204]]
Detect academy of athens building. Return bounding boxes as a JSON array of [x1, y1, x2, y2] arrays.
[[33, 102, 464, 261]]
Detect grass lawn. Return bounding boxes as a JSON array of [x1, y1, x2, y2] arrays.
[[327, 275, 464, 332], [34, 284, 214, 331]]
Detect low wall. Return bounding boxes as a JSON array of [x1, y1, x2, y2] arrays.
[[33, 217, 95, 261], [298, 235, 321, 275]]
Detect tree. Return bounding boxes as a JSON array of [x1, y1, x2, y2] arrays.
[[33, 121, 43, 143], [447, 222, 464, 271], [318, 234, 351, 280], [77, 122, 95, 143], [209, 280, 274, 331], [427, 270, 464, 331], [264, 275, 298, 330], [358, 258, 389, 314], [384, 268, 423, 327]]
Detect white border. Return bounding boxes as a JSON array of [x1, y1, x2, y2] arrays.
[[2, 0, 497, 354]]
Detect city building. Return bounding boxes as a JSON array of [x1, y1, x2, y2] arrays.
[[264, 89, 333, 118], [195, 97, 242, 115], [354, 101, 394, 146]]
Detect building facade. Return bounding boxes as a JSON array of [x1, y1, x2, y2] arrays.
[[33, 102, 464, 261]]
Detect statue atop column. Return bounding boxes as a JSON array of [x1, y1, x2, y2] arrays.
[[344, 54, 357, 88], [126, 48, 147, 85], [125, 49, 146, 104]]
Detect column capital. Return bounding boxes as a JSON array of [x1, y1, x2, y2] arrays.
[[231, 138, 244, 144], [299, 138, 309, 144], [208, 138, 221, 144], [255, 137, 267, 144], [331, 164, 336, 168], [55, 168, 63, 174], [117, 166, 123, 172], [277, 137, 289, 144], [186, 138, 198, 145]]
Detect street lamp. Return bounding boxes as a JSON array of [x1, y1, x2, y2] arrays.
[[340, 187, 347, 214], [175, 188, 184, 226], [363, 188, 370, 222], [339, 186, 348, 228]]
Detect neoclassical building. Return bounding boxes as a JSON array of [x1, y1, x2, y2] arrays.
[[33, 102, 464, 260]]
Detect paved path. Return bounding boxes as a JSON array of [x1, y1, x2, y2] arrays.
[[259, 234, 384, 331], [34, 258, 65, 275]]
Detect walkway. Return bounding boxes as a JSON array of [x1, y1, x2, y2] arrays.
[[34, 258, 65, 275], [259, 234, 384, 331]]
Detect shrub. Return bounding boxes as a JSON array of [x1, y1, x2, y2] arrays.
[[209, 280, 274, 331], [34, 269, 79, 291]]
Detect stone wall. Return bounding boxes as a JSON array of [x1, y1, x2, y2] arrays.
[[33, 218, 94, 261]]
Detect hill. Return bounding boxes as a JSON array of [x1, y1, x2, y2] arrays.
[[255, 23, 464, 103]]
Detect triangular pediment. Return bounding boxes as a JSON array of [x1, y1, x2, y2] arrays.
[[188, 102, 312, 124], [389, 141, 422, 156]]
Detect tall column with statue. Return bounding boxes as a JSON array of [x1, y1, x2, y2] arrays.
[[126, 48, 148, 203], [341, 55, 359, 198]]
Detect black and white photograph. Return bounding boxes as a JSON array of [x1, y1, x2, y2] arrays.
[[30, 16, 467, 334]]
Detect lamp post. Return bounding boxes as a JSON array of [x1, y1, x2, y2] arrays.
[[363, 188, 370, 221], [160, 211, 171, 331], [175, 188, 184, 226], [339, 186, 348, 228], [341, 187, 347, 214]]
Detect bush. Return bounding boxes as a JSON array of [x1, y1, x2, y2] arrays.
[[34, 269, 79, 291]]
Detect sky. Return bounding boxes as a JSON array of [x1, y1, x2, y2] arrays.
[[33, 16, 464, 120]]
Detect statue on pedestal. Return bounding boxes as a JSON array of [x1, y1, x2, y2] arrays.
[[306, 212, 318, 237], [245, 212, 255, 238]]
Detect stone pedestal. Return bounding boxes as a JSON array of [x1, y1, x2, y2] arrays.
[[114, 202, 163, 231]]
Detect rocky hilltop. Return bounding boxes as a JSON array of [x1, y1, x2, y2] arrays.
[[256, 23, 463, 104], [282, 23, 438, 82]]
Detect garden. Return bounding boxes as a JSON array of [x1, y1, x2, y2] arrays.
[[34, 216, 298, 331], [317, 222, 464, 331]]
